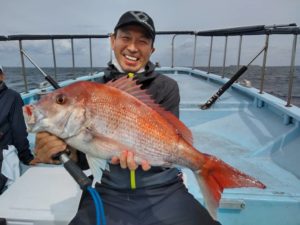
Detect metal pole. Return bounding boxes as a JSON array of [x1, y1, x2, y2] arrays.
[[71, 38, 75, 77], [51, 39, 57, 80], [237, 35, 243, 70], [259, 34, 269, 94], [192, 33, 197, 69], [286, 34, 298, 107], [19, 40, 28, 93], [222, 36, 228, 78], [207, 36, 213, 73], [109, 34, 113, 62], [89, 38, 93, 75], [171, 34, 177, 68]]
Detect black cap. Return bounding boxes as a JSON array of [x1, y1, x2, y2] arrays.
[[114, 11, 155, 41]]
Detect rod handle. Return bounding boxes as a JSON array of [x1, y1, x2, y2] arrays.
[[59, 153, 92, 190]]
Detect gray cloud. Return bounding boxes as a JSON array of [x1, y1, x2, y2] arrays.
[[0, 0, 299, 66]]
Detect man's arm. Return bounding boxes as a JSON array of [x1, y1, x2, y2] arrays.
[[160, 81, 180, 117], [9, 93, 34, 165], [152, 76, 180, 117]]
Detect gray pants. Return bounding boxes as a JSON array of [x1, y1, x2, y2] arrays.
[[69, 180, 221, 225]]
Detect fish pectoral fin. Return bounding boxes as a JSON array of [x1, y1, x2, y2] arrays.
[[86, 154, 108, 187]]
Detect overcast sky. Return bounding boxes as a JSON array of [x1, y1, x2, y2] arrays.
[[0, 0, 299, 67]]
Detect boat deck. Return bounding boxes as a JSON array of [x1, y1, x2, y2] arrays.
[[163, 69, 300, 224], [0, 68, 299, 225]]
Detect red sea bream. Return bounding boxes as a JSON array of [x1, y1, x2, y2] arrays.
[[23, 76, 266, 219]]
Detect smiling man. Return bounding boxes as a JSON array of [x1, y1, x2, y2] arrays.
[[34, 11, 221, 225]]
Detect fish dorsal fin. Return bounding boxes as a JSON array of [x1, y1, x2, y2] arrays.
[[107, 76, 193, 145]]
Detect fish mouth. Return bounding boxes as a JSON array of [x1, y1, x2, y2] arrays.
[[23, 105, 45, 132], [23, 104, 84, 138]]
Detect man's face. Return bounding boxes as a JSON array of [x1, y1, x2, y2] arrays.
[[111, 25, 155, 73]]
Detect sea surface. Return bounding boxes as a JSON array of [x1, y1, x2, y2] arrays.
[[3, 66, 300, 107], [199, 65, 300, 107]]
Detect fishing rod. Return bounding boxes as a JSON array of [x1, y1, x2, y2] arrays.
[[21, 49, 106, 225], [21, 49, 92, 189], [21, 50, 60, 89], [200, 46, 266, 110]]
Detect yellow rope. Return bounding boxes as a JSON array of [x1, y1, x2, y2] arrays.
[[128, 72, 136, 189], [128, 72, 135, 78], [130, 170, 136, 189]]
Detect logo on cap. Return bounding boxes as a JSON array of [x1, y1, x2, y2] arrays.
[[129, 11, 154, 32]]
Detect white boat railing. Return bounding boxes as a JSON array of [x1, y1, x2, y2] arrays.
[[0, 23, 299, 106]]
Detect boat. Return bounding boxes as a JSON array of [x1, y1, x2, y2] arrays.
[[0, 24, 299, 225]]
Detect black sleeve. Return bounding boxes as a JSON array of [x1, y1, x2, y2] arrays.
[[159, 80, 180, 118], [9, 93, 34, 165], [151, 76, 180, 118], [76, 151, 89, 170]]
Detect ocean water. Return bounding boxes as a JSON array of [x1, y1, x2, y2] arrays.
[[199, 65, 300, 107], [3, 67, 104, 93], [3, 66, 300, 107]]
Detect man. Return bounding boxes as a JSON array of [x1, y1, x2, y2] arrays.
[[0, 66, 34, 193], [34, 11, 221, 225]]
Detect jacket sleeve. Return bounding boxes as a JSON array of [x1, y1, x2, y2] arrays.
[[157, 78, 180, 118], [164, 81, 180, 117], [9, 93, 34, 165]]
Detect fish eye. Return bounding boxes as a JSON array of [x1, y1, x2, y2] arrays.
[[56, 94, 66, 105]]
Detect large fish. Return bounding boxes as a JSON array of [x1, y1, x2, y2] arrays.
[[23, 76, 266, 219]]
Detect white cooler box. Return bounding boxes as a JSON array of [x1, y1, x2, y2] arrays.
[[0, 165, 82, 225]]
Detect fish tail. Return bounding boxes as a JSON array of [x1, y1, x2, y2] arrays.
[[194, 153, 266, 219]]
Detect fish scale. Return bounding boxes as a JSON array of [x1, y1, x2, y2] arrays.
[[95, 99, 175, 160]]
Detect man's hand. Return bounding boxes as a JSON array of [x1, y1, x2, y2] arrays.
[[111, 150, 151, 171], [30, 132, 67, 165]]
